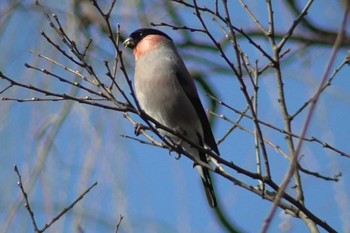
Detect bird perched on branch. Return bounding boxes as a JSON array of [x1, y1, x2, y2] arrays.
[[123, 28, 220, 208]]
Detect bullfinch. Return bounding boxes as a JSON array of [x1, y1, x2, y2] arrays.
[[123, 28, 219, 208]]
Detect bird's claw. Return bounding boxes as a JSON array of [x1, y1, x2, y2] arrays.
[[166, 136, 183, 160], [167, 146, 182, 160], [134, 124, 150, 135]]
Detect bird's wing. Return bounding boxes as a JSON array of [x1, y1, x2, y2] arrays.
[[175, 70, 220, 156], [176, 69, 219, 208]]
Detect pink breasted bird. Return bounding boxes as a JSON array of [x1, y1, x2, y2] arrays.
[[123, 28, 219, 208]]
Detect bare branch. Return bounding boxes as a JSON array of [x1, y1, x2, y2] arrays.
[[40, 182, 98, 232], [14, 165, 40, 232], [263, 1, 350, 231], [114, 215, 124, 233], [14, 164, 98, 233]]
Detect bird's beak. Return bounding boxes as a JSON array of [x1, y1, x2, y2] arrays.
[[123, 37, 135, 49]]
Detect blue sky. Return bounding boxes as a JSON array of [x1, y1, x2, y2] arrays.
[[1, 1, 350, 232]]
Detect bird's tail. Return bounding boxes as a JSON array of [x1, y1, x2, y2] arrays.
[[196, 165, 217, 208]]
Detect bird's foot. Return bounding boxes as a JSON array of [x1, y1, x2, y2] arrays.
[[164, 136, 183, 160], [134, 123, 150, 135]]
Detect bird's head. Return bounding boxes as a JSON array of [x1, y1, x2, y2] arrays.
[[123, 28, 172, 49], [123, 28, 173, 60]]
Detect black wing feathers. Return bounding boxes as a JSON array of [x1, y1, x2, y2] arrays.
[[175, 72, 219, 155]]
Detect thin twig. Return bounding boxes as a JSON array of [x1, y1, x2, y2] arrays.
[[14, 164, 98, 233], [114, 215, 124, 233], [291, 57, 350, 120], [238, 0, 268, 35], [277, 0, 314, 51], [40, 182, 98, 232], [208, 93, 350, 158], [14, 165, 40, 232]]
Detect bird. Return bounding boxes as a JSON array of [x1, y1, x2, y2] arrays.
[[123, 28, 219, 208]]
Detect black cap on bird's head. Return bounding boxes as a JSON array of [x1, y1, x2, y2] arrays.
[[123, 28, 172, 49]]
